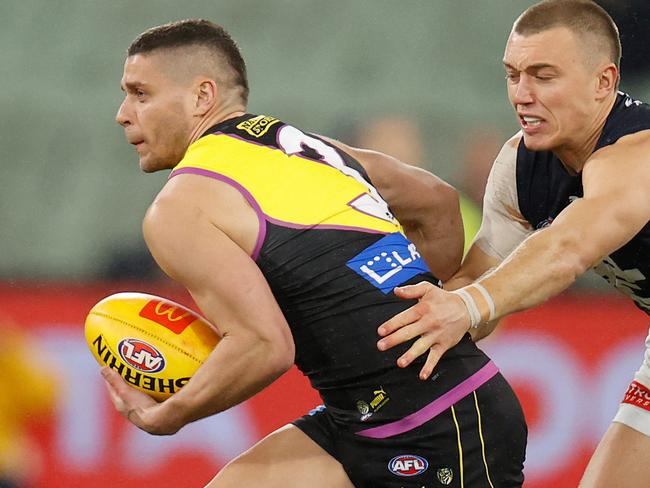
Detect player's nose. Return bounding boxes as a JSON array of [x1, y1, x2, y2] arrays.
[[512, 75, 535, 105], [115, 99, 131, 127]]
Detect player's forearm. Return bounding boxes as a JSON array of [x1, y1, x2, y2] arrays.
[[159, 334, 293, 431], [479, 225, 589, 318], [409, 230, 462, 282]]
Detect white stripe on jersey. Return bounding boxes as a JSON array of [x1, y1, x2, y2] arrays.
[[473, 132, 535, 261]]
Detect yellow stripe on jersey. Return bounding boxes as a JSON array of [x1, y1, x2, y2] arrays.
[[174, 133, 402, 234]]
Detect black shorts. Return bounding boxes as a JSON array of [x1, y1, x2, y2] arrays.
[[293, 373, 527, 487]]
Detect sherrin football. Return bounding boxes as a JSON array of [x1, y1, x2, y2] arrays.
[[85, 292, 220, 401]]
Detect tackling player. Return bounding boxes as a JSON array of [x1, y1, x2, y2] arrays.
[[375, 2, 650, 486]]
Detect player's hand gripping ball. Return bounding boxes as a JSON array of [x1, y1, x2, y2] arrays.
[[85, 292, 220, 402]]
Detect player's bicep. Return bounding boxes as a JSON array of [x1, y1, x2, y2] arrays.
[[552, 142, 650, 265], [143, 194, 292, 349]]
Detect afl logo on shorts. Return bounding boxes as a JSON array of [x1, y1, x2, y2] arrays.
[[118, 338, 166, 373], [387, 454, 428, 477]]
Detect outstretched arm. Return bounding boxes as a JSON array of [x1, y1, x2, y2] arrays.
[[323, 137, 463, 281], [103, 175, 295, 435], [377, 131, 650, 378], [479, 135, 650, 315]]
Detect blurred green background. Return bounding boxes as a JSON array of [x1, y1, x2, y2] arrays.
[[2, 3, 649, 487], [1, 0, 647, 280]]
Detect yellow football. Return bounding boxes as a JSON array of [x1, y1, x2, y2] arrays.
[[85, 292, 220, 401]]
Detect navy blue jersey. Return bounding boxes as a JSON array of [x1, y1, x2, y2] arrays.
[[516, 92, 650, 314]]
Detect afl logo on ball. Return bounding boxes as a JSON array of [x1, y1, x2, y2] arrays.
[[118, 338, 166, 373], [387, 454, 428, 477]]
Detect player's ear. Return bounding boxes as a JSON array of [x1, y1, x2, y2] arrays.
[[195, 79, 218, 116], [596, 64, 618, 99]]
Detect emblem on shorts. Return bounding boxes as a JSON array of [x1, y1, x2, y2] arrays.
[[356, 401, 370, 416], [437, 467, 453, 485], [357, 387, 390, 421], [236, 115, 280, 138], [388, 454, 429, 477], [370, 386, 390, 411]]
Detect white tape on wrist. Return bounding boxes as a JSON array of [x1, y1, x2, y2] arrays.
[[453, 289, 482, 328], [473, 282, 496, 321]]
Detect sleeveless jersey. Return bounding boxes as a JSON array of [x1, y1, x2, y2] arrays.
[[516, 92, 650, 315], [170, 114, 491, 431]]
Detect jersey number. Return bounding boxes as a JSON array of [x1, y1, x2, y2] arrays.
[[277, 125, 395, 223]]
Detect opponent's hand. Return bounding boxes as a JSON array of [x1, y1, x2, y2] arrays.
[[101, 367, 183, 435], [377, 282, 471, 380]]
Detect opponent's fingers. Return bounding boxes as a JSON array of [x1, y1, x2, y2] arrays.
[[378, 305, 422, 337], [377, 322, 424, 352], [396, 333, 439, 368], [393, 281, 436, 300], [419, 345, 445, 380]]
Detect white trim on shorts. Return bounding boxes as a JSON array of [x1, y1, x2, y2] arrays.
[[614, 404, 650, 437]]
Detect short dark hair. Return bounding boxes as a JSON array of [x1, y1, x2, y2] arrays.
[[514, 0, 621, 69], [128, 19, 249, 102]]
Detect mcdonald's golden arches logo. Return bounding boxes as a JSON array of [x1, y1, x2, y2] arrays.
[[139, 300, 197, 334]]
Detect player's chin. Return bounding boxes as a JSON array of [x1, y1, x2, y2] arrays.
[[140, 164, 159, 174], [139, 153, 179, 173], [139, 156, 164, 174], [521, 133, 554, 152]]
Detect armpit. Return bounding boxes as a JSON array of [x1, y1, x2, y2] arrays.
[[504, 203, 533, 230]]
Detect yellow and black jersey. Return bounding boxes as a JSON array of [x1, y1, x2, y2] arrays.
[[170, 114, 494, 432]]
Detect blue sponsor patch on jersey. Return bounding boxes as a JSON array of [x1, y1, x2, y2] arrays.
[[347, 232, 430, 294]]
